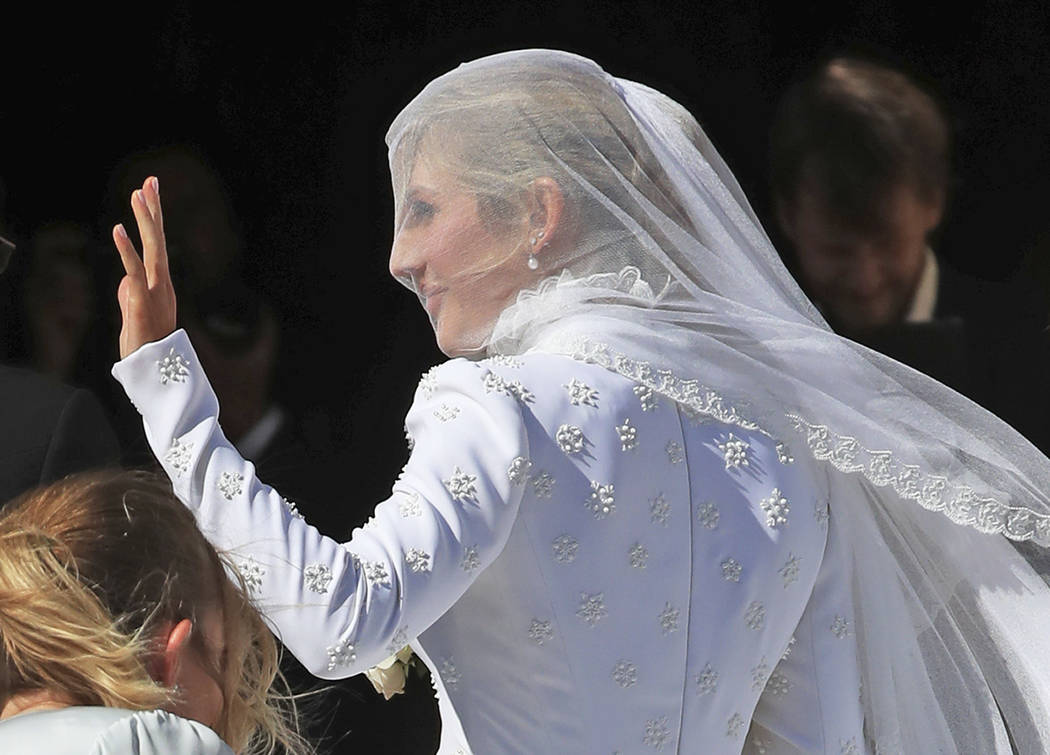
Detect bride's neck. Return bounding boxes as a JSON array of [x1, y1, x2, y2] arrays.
[[0, 688, 77, 720]]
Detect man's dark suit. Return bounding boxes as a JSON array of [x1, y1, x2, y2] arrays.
[[849, 259, 1049, 454], [0, 365, 121, 504]]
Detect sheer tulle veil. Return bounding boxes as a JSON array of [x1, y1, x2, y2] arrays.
[[387, 50, 1050, 752]]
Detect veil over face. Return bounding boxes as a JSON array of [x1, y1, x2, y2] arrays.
[[388, 50, 1050, 753]]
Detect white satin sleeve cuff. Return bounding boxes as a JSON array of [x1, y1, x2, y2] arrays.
[[112, 329, 529, 678]]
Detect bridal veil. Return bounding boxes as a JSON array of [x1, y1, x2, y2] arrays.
[[386, 50, 1050, 753]]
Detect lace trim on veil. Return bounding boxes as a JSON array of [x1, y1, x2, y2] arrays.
[[568, 337, 1050, 547]]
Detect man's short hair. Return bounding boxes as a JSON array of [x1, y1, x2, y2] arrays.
[[770, 57, 950, 231]]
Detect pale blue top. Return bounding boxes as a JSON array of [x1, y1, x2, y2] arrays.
[[0, 707, 233, 755]]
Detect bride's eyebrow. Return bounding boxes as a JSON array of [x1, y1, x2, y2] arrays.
[[404, 185, 436, 202]]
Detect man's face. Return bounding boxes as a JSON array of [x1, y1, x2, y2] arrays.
[[779, 183, 942, 331]]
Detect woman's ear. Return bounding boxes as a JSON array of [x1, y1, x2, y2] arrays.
[[157, 618, 194, 687], [528, 177, 565, 255]]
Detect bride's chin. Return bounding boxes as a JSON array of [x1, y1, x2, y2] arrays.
[[435, 320, 494, 360]]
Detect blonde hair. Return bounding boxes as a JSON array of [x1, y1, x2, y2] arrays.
[[0, 470, 310, 754], [387, 54, 699, 283]]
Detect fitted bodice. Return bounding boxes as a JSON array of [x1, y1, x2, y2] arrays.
[[114, 332, 866, 754]]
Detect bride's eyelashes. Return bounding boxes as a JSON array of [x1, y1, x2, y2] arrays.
[[405, 199, 437, 228]]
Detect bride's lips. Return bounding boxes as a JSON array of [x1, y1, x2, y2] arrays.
[[423, 287, 447, 317]]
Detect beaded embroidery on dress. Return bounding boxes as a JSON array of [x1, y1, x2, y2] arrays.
[[385, 50, 1050, 752]]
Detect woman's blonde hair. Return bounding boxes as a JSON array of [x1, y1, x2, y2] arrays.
[[0, 470, 309, 754]]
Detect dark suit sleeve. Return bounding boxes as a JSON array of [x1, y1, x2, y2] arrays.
[[39, 387, 122, 485]]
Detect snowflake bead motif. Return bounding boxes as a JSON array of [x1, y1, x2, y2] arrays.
[[776, 441, 795, 464], [398, 493, 422, 518], [157, 347, 190, 384], [238, 557, 264, 594], [460, 545, 481, 572], [633, 384, 659, 411], [616, 418, 638, 451], [444, 467, 478, 503], [760, 488, 790, 528], [217, 471, 244, 500], [726, 713, 745, 738], [643, 716, 671, 750], [552, 534, 579, 564], [303, 563, 332, 594], [326, 641, 356, 671], [405, 548, 432, 573], [433, 404, 460, 422], [564, 378, 600, 407], [507, 456, 532, 485], [840, 738, 859, 755], [418, 367, 439, 399], [766, 671, 792, 696], [695, 664, 718, 695], [744, 601, 766, 631], [528, 619, 554, 646], [612, 660, 638, 688], [629, 543, 648, 569], [751, 659, 771, 690], [658, 603, 680, 634], [531, 471, 555, 499], [576, 592, 607, 627], [586, 481, 616, 519], [650, 493, 671, 525], [386, 626, 410, 655], [721, 557, 742, 582], [163, 438, 193, 477], [814, 499, 830, 530], [831, 615, 851, 639], [556, 424, 586, 455], [696, 501, 720, 529], [779, 554, 801, 587], [363, 560, 390, 588], [481, 371, 534, 402], [282, 496, 304, 519], [716, 433, 750, 470], [665, 440, 684, 464], [439, 658, 460, 688], [489, 354, 522, 368]]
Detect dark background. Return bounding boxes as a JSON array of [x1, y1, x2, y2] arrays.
[[2, 1, 1048, 750]]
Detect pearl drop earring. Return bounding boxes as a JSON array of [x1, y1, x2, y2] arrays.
[[527, 233, 540, 270], [527, 230, 546, 270]]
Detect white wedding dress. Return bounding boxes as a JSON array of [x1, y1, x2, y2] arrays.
[[115, 330, 865, 754], [113, 49, 1050, 753]]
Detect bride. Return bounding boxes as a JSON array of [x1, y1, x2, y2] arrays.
[[111, 50, 1050, 753]]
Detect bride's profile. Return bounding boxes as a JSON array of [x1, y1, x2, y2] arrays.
[[110, 50, 1050, 753]]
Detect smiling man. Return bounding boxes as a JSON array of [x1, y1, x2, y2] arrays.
[[771, 57, 948, 334], [770, 58, 1049, 452]]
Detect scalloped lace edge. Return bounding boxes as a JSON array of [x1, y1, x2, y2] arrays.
[[569, 336, 1050, 547]]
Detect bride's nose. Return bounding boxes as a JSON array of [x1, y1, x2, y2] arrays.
[[389, 237, 424, 293]]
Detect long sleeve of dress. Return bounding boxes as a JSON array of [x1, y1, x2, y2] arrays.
[[112, 330, 528, 677]]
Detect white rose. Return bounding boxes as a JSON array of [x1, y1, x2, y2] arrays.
[[364, 646, 415, 699]]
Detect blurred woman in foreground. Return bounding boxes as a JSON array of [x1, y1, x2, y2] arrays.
[[0, 470, 307, 754]]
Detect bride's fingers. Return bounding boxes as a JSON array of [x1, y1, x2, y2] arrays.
[[112, 223, 146, 280], [130, 189, 166, 287], [142, 176, 165, 235]]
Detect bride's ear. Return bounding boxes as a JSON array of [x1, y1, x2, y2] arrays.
[[527, 177, 565, 256], [157, 618, 195, 687]]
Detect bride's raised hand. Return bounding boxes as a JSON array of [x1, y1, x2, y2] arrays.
[[112, 176, 177, 359]]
